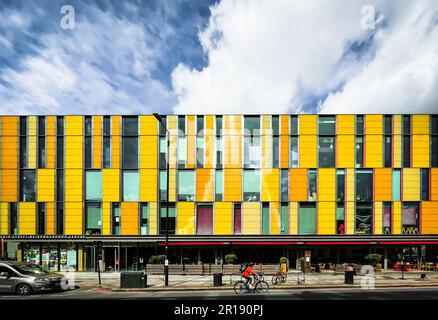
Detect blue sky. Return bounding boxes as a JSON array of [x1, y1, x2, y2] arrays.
[[0, 0, 437, 115]]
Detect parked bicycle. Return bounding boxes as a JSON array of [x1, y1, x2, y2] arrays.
[[234, 272, 269, 294], [271, 271, 287, 285]]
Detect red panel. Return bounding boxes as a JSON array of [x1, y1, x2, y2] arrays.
[[197, 206, 213, 235]]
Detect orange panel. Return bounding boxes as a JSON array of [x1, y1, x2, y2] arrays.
[[186, 115, 196, 168], [196, 168, 214, 202], [431, 168, 438, 201], [289, 168, 307, 201], [421, 202, 438, 234], [121, 202, 139, 235], [1, 169, 18, 202], [280, 115, 289, 168], [374, 168, 392, 201]]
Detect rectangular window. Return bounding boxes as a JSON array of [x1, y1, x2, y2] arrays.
[[308, 169, 317, 201], [392, 169, 401, 201], [197, 203, 213, 235], [318, 115, 336, 135], [215, 169, 223, 201], [262, 203, 270, 235], [402, 202, 419, 234], [112, 203, 121, 235], [178, 170, 195, 201], [356, 169, 373, 201], [244, 115, 260, 136], [216, 136, 222, 168], [122, 116, 138, 135], [57, 116, 64, 135], [215, 115, 222, 136], [122, 137, 138, 169], [233, 203, 242, 234], [432, 136, 438, 167], [403, 135, 410, 168], [272, 116, 279, 135], [56, 169, 64, 202], [159, 203, 176, 235], [140, 203, 149, 235], [103, 136, 111, 168], [196, 136, 204, 168], [159, 116, 167, 136], [159, 137, 167, 169], [159, 170, 167, 200], [403, 115, 411, 135], [37, 203, 46, 235], [318, 136, 335, 167], [85, 136, 92, 168], [356, 115, 364, 135], [289, 136, 298, 168], [280, 169, 289, 202], [20, 169, 36, 202], [103, 116, 111, 136], [197, 115, 204, 135], [20, 136, 27, 168], [298, 202, 316, 235], [244, 136, 260, 168], [272, 135, 279, 168], [383, 202, 392, 234], [421, 168, 429, 201], [85, 203, 102, 235], [85, 116, 92, 136], [290, 116, 298, 135], [9, 203, 18, 235], [38, 136, 46, 168], [432, 115, 438, 135], [355, 202, 373, 234], [280, 202, 289, 235], [384, 136, 392, 168], [123, 170, 139, 201], [178, 115, 186, 135], [178, 136, 187, 168], [355, 136, 364, 168], [336, 169, 345, 201], [85, 170, 102, 201], [243, 169, 260, 201], [336, 202, 345, 235], [56, 202, 64, 234], [384, 115, 392, 135], [20, 116, 27, 136], [56, 136, 64, 168]]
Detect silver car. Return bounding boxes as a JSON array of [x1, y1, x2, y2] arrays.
[[0, 262, 67, 296]]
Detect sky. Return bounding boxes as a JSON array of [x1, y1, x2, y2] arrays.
[[0, 0, 437, 115]]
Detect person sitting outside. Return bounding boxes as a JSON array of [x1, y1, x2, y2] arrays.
[[241, 262, 256, 289]]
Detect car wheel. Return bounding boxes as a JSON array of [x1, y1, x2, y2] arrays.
[[15, 283, 32, 296]]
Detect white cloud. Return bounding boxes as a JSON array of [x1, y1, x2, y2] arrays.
[[172, 0, 438, 114]]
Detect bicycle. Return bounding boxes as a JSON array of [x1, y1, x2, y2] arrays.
[[271, 271, 287, 285], [234, 272, 269, 294]]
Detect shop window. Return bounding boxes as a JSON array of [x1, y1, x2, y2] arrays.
[[298, 202, 316, 235], [356, 169, 373, 201], [336, 202, 345, 235], [197, 203, 213, 235], [178, 170, 195, 201], [421, 168, 429, 201], [122, 116, 138, 136], [56, 202, 64, 235], [159, 203, 176, 235], [215, 169, 223, 201], [262, 203, 270, 235], [392, 169, 401, 201], [280, 202, 289, 235], [215, 115, 222, 136], [140, 203, 149, 235], [355, 202, 372, 235], [355, 136, 364, 168], [9, 203, 18, 235], [290, 116, 298, 135], [244, 115, 260, 136], [122, 137, 138, 169], [122, 170, 139, 201], [112, 203, 121, 235], [318, 115, 336, 135], [384, 136, 392, 168], [402, 202, 419, 234], [280, 169, 289, 202], [244, 135, 260, 168], [233, 203, 242, 234], [272, 135, 279, 168], [383, 202, 392, 234], [216, 136, 223, 168], [85, 203, 102, 235], [37, 203, 46, 235], [308, 169, 317, 201], [318, 136, 335, 168], [159, 170, 167, 200], [272, 115, 279, 135], [336, 169, 345, 202], [178, 136, 187, 168], [289, 136, 299, 168], [20, 169, 36, 202], [86, 170, 102, 201], [243, 169, 260, 201], [355, 115, 364, 135]]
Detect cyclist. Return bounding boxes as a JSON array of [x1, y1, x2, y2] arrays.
[[241, 262, 256, 289]]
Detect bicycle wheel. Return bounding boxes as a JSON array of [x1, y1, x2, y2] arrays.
[[271, 275, 279, 285], [280, 273, 287, 283], [234, 281, 247, 294], [256, 280, 269, 294]]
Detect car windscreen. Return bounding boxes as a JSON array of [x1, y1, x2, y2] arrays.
[[10, 264, 49, 275]]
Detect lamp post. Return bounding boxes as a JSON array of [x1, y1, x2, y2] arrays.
[[153, 113, 170, 286]]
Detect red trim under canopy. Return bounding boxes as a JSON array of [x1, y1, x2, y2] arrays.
[[157, 241, 438, 246]]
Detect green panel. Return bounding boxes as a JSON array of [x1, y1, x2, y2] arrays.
[[160, 171, 167, 189], [85, 171, 102, 201], [262, 204, 269, 235], [392, 169, 401, 201], [160, 205, 176, 217], [178, 170, 195, 200], [281, 204, 289, 234], [86, 205, 101, 229], [140, 204, 149, 235], [215, 170, 223, 195], [243, 170, 260, 193], [178, 137, 186, 163], [299, 205, 316, 235], [123, 171, 139, 201], [336, 207, 345, 220]]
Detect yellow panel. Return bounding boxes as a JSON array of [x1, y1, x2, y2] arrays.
[[365, 115, 383, 135], [224, 168, 242, 201], [149, 202, 158, 235], [139, 115, 158, 136], [402, 168, 420, 201], [186, 115, 196, 168], [102, 202, 111, 235], [289, 202, 298, 235], [65, 115, 83, 135], [412, 115, 430, 134], [299, 115, 317, 135], [169, 168, 177, 202], [345, 201, 355, 235], [0, 203, 8, 235], [336, 115, 355, 135], [28, 116, 37, 169], [169, 135, 178, 169], [262, 135, 271, 169], [299, 135, 317, 168], [140, 169, 157, 202], [1, 116, 19, 136], [317, 169, 335, 201], [270, 202, 280, 235], [140, 135, 158, 168], [261, 169, 279, 202], [289, 168, 307, 201], [112, 116, 121, 169], [318, 201, 335, 235], [393, 135, 402, 168], [65, 169, 83, 202], [18, 202, 36, 235], [37, 169, 55, 202], [1, 169, 18, 202], [224, 115, 242, 168], [345, 169, 355, 202], [393, 201, 402, 234], [374, 168, 392, 201], [337, 135, 355, 168], [374, 201, 382, 235], [261, 115, 271, 135], [280, 115, 289, 168], [46, 202, 55, 235], [421, 202, 438, 234], [1, 118, 18, 169], [93, 116, 102, 169], [214, 202, 233, 235], [65, 115, 83, 169], [177, 202, 195, 235], [121, 202, 139, 235], [242, 202, 260, 235], [102, 169, 120, 202], [431, 169, 438, 201], [412, 135, 430, 168], [365, 134, 382, 168], [393, 115, 402, 135], [196, 168, 214, 202]]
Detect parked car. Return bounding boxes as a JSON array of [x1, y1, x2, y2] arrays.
[[0, 261, 68, 296]]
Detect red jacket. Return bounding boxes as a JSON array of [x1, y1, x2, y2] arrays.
[[242, 266, 256, 278]]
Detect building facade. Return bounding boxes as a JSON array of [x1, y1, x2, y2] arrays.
[[0, 114, 437, 271]]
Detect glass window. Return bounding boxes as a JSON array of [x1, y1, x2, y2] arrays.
[[38, 116, 46, 136], [402, 202, 419, 234], [38, 137, 46, 168], [20, 136, 27, 168], [56, 202, 64, 235], [158, 115, 167, 136], [196, 136, 204, 168], [37, 203, 46, 235], [103, 136, 111, 168], [85, 203, 102, 235], [216, 136, 223, 168], [432, 136, 438, 167], [123, 170, 139, 201], [85, 136, 92, 168], [299, 202, 316, 235], [20, 116, 27, 135], [355, 136, 364, 168], [122, 116, 138, 135], [215, 116, 222, 136], [140, 203, 149, 235], [178, 115, 185, 135], [392, 169, 401, 201], [178, 137, 187, 168], [243, 169, 260, 201], [355, 202, 372, 234], [85, 170, 102, 201], [85, 116, 92, 136], [280, 169, 289, 201], [56, 136, 64, 168], [159, 170, 167, 200], [20, 170, 36, 202], [384, 136, 392, 168], [403, 115, 411, 135], [233, 203, 242, 234], [122, 137, 138, 169], [159, 137, 167, 169], [384, 115, 392, 135], [178, 170, 195, 201], [383, 202, 392, 234], [272, 116, 279, 135], [56, 116, 64, 135], [244, 136, 260, 168], [272, 136, 279, 168], [280, 202, 289, 235], [197, 116, 204, 135], [159, 203, 176, 235], [9, 203, 18, 235], [432, 116, 438, 135], [290, 136, 299, 168], [336, 169, 345, 201], [318, 136, 335, 167], [421, 168, 429, 201], [112, 203, 120, 235], [403, 135, 410, 168], [197, 204, 213, 235], [103, 116, 111, 136], [290, 116, 298, 135], [244, 116, 260, 136], [356, 170, 373, 201], [262, 203, 270, 235], [56, 169, 64, 202], [356, 115, 364, 135], [308, 169, 317, 201], [215, 169, 223, 201], [318, 116, 335, 135], [336, 202, 345, 235]]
